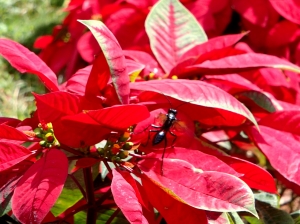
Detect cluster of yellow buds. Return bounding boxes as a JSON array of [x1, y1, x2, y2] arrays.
[[97, 129, 135, 162], [34, 122, 60, 148]]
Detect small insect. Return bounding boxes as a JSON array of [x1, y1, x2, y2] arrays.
[[149, 99, 191, 175]]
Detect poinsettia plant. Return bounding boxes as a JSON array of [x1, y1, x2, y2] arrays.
[[1, 0, 300, 223]]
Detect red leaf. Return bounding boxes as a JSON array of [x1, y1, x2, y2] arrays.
[[180, 32, 248, 61], [131, 79, 257, 127], [12, 149, 68, 224], [0, 38, 59, 92], [0, 142, 32, 172], [0, 124, 38, 142], [232, 0, 278, 27], [141, 173, 208, 224], [249, 126, 300, 186], [145, 0, 207, 73], [184, 53, 300, 76], [138, 158, 257, 215], [218, 156, 277, 193], [79, 20, 129, 104], [111, 169, 153, 224], [64, 65, 92, 95], [269, 0, 300, 25], [86, 105, 150, 131], [85, 53, 110, 99]]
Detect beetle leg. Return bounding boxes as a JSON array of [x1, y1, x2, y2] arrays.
[[169, 130, 177, 147]]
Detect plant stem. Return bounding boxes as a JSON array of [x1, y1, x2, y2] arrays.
[[83, 167, 97, 224]]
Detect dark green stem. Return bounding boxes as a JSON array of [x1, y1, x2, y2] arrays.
[[83, 167, 97, 224]]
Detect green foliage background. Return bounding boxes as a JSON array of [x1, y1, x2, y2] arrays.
[[0, 0, 65, 119]]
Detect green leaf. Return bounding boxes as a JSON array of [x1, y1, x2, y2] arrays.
[[0, 192, 12, 216], [254, 192, 279, 208], [145, 0, 207, 73], [74, 209, 129, 224], [244, 216, 263, 224], [227, 212, 244, 224], [255, 200, 294, 224], [291, 210, 300, 224], [235, 90, 276, 113]]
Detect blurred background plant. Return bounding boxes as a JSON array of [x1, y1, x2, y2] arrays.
[[0, 0, 65, 119]]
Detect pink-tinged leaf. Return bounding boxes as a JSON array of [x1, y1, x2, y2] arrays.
[[249, 126, 300, 186], [12, 149, 68, 224], [218, 156, 277, 193], [131, 79, 257, 127], [180, 32, 248, 62], [0, 38, 59, 92], [77, 31, 100, 63], [232, 0, 279, 27], [0, 124, 38, 142], [123, 50, 163, 77], [86, 105, 150, 131], [146, 147, 242, 177], [269, 0, 300, 25], [0, 142, 32, 172], [64, 65, 92, 95], [126, 58, 145, 76], [184, 53, 300, 76], [111, 169, 152, 224], [145, 0, 207, 73], [142, 173, 208, 224], [139, 158, 257, 215], [79, 20, 129, 104]]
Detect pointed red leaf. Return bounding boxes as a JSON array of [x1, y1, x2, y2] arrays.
[[184, 53, 300, 76], [0, 38, 58, 92], [79, 20, 129, 104], [0, 142, 32, 172], [86, 105, 150, 131], [142, 173, 208, 224], [12, 149, 68, 224], [138, 158, 257, 215], [145, 0, 207, 73], [111, 169, 152, 224], [131, 79, 257, 127], [180, 32, 248, 61], [269, 0, 300, 25]]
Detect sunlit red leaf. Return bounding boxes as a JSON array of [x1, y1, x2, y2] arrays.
[[145, 0, 207, 73], [131, 79, 257, 127], [184, 53, 300, 76], [86, 105, 150, 131], [79, 20, 129, 104], [269, 0, 300, 25], [0, 38, 58, 92], [138, 158, 257, 215], [180, 32, 248, 61], [142, 173, 208, 224], [146, 147, 241, 177], [111, 169, 153, 224], [12, 149, 68, 224], [0, 142, 32, 172]]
